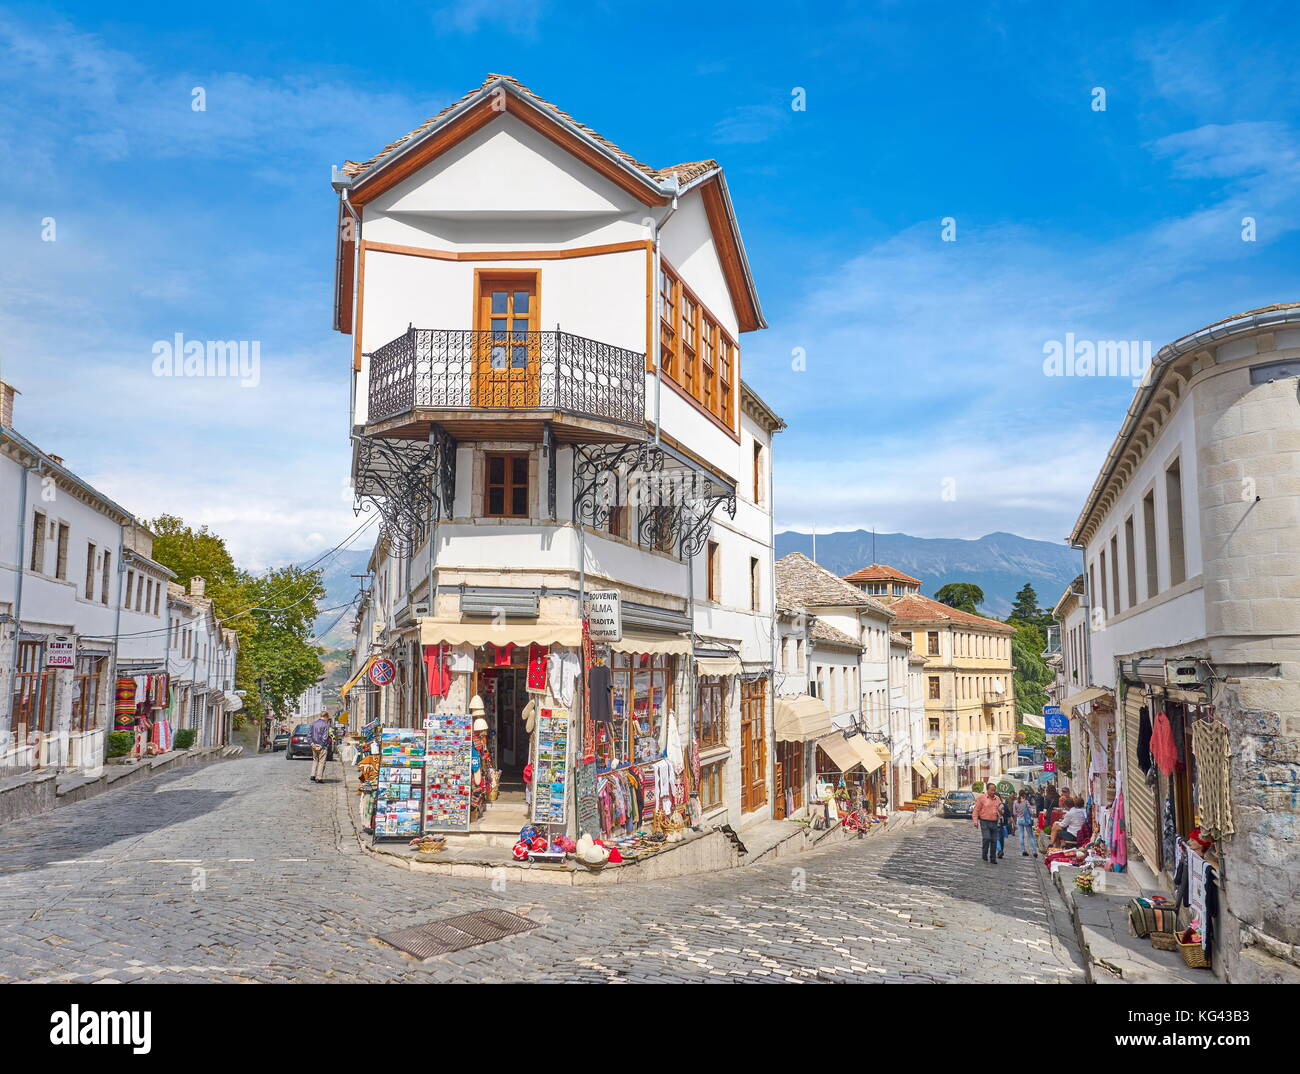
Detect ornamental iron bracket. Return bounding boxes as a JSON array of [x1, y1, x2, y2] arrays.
[[352, 426, 456, 560]]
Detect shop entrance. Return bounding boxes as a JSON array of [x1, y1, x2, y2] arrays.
[[481, 666, 529, 797]]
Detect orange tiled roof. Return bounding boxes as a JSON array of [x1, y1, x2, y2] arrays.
[[843, 563, 921, 585], [343, 74, 719, 187], [888, 593, 1016, 634]]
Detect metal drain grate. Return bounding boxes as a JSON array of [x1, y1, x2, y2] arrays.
[[374, 909, 540, 960]]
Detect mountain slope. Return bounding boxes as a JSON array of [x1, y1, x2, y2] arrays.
[[774, 530, 1079, 617]]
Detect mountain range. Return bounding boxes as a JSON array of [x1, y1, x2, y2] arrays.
[[774, 530, 1080, 617]]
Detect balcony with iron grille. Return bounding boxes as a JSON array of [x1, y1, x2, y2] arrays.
[[363, 328, 648, 444]]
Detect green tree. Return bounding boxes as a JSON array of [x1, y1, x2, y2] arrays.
[[1010, 621, 1053, 742], [1008, 583, 1042, 624], [934, 582, 985, 614]]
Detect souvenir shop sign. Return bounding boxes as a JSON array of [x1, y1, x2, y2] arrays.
[[1043, 705, 1068, 735], [586, 590, 622, 643], [369, 658, 397, 687], [531, 708, 571, 827], [45, 635, 76, 668], [373, 728, 425, 839], [423, 713, 473, 832]]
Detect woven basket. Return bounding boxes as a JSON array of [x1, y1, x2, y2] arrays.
[[1177, 936, 1211, 968], [1150, 931, 1179, 951]]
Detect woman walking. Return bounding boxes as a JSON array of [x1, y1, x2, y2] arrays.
[[1014, 789, 1038, 857]]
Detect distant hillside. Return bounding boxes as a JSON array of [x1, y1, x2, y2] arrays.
[[308, 547, 371, 649], [774, 530, 1079, 617]]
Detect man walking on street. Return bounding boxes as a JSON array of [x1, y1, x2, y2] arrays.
[[972, 784, 1002, 865], [309, 712, 332, 783]]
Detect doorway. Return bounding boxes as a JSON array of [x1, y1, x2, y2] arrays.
[[473, 271, 539, 408], [481, 666, 529, 796]]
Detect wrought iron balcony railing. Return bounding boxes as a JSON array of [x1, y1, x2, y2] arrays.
[[367, 328, 646, 429]]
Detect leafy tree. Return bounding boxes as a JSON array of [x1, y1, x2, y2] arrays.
[[149, 517, 326, 724], [1010, 622, 1053, 741], [934, 582, 985, 614]]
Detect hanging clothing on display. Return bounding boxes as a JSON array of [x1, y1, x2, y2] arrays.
[[1151, 710, 1179, 775], [1161, 790, 1177, 873], [1190, 718, 1235, 839], [490, 642, 515, 667], [588, 663, 612, 724], [1136, 704, 1154, 774], [547, 648, 580, 708], [526, 644, 549, 694], [115, 677, 137, 731], [423, 644, 451, 699], [448, 644, 475, 674], [1110, 786, 1127, 868]]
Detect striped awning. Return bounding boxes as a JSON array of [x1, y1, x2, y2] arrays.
[[340, 656, 377, 699]]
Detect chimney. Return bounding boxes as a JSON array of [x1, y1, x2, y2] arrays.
[[0, 381, 17, 428], [190, 576, 206, 598]]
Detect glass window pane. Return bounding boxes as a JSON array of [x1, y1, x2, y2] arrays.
[[512, 319, 529, 335], [488, 487, 504, 514], [491, 291, 508, 315], [490, 317, 508, 339], [513, 291, 529, 314], [511, 487, 527, 516], [488, 456, 504, 483], [511, 457, 528, 485], [511, 346, 528, 369]]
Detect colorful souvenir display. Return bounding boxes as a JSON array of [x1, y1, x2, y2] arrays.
[[373, 728, 425, 839], [530, 708, 570, 827], [423, 713, 473, 832]]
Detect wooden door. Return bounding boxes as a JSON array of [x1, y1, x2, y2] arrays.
[[474, 274, 539, 408], [740, 678, 768, 813]]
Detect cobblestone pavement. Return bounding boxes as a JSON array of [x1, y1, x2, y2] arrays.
[[0, 753, 1085, 983]]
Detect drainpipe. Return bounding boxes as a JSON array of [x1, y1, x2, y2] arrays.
[[5, 454, 42, 742]]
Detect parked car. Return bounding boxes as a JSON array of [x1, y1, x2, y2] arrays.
[[941, 790, 976, 818], [272, 730, 291, 752], [285, 725, 313, 760], [995, 765, 1046, 791]]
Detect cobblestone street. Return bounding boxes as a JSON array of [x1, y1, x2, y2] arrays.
[[0, 753, 1085, 983]]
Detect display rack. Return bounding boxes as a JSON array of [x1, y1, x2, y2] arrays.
[[372, 727, 426, 841]]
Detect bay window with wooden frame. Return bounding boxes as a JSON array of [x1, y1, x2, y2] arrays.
[[697, 676, 727, 750], [657, 261, 738, 432], [483, 452, 530, 518]]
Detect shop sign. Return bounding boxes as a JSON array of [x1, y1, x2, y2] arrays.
[[1043, 705, 1068, 735], [368, 658, 396, 687], [585, 590, 621, 643], [45, 635, 76, 668], [1044, 760, 1057, 774]]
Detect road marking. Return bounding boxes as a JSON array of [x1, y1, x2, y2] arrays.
[[147, 859, 203, 864], [278, 858, 308, 862], [227, 858, 255, 862], [48, 860, 106, 865]]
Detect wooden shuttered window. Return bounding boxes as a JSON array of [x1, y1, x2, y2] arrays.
[[657, 261, 737, 431]]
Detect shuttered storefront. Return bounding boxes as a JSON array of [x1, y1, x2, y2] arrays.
[[1123, 685, 1162, 871]]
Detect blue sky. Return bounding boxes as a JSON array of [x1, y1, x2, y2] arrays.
[[1, 1, 1297, 567]]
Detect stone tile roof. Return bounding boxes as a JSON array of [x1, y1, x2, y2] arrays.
[[776, 553, 893, 617], [810, 619, 862, 649], [343, 74, 719, 187], [887, 593, 1016, 634], [843, 563, 921, 585]]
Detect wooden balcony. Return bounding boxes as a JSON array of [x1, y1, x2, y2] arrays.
[[364, 328, 647, 444]]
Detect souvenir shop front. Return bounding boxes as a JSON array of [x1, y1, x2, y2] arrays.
[[114, 668, 175, 757], [364, 621, 697, 860], [773, 694, 832, 821], [814, 731, 891, 821]]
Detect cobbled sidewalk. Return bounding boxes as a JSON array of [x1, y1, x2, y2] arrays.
[[0, 752, 1085, 983]]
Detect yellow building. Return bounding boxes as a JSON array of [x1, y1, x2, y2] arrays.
[[844, 565, 1018, 788]]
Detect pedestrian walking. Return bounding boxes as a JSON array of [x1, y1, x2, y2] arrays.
[[308, 712, 332, 783], [1014, 789, 1038, 857], [998, 794, 1013, 859], [971, 784, 1002, 865], [1044, 783, 1060, 830]]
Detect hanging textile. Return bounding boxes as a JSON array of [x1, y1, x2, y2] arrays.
[[526, 644, 549, 694], [1151, 710, 1178, 775], [1190, 718, 1235, 838], [1161, 788, 1177, 870], [588, 663, 612, 723], [423, 645, 450, 699], [1109, 785, 1127, 869], [548, 648, 580, 708], [115, 678, 137, 730], [1136, 704, 1153, 774], [490, 642, 514, 667], [448, 644, 475, 674]]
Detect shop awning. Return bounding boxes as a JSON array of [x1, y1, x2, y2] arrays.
[[1062, 686, 1110, 712], [868, 741, 893, 768], [340, 656, 376, 699], [774, 695, 833, 743], [913, 754, 938, 778], [1021, 713, 1045, 729], [816, 732, 884, 775], [609, 630, 692, 656], [696, 655, 743, 677], [418, 621, 584, 648]]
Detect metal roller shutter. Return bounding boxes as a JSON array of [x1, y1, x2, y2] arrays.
[[1124, 686, 1161, 871]]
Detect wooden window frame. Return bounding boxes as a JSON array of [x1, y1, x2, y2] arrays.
[[928, 676, 941, 700], [101, 551, 111, 605], [85, 543, 96, 600], [483, 452, 531, 519], [657, 259, 738, 433], [599, 653, 675, 769], [706, 541, 720, 602], [749, 556, 760, 611], [927, 631, 940, 656], [700, 758, 725, 812], [55, 522, 69, 580], [697, 677, 727, 750], [752, 440, 763, 504]]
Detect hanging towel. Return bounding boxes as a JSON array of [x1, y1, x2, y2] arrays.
[[423, 644, 450, 699]]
